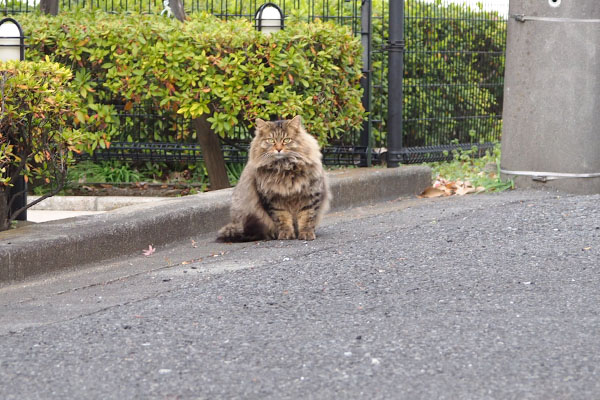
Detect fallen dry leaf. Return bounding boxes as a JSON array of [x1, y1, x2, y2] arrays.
[[142, 245, 156, 256], [419, 187, 446, 198], [456, 185, 476, 196]]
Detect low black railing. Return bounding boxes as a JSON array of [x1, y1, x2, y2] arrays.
[[77, 142, 383, 166]]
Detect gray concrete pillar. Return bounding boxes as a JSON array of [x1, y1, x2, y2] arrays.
[[500, 0, 600, 194]]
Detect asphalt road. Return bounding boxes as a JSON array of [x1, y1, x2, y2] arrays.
[[1, 189, 599, 399]]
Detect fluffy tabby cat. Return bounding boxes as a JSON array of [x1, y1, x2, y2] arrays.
[[217, 116, 330, 242]]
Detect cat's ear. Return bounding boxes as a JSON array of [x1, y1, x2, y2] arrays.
[[255, 118, 267, 135], [287, 115, 303, 131]]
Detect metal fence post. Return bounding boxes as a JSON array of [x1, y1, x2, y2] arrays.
[[1, 17, 27, 221], [359, 0, 372, 167], [386, 0, 404, 167]]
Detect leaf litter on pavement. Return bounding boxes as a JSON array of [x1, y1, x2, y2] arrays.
[[422, 144, 514, 198], [419, 177, 486, 198]]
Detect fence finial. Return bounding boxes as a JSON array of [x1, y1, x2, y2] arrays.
[[161, 0, 173, 17]]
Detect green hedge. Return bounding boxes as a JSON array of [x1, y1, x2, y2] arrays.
[[19, 12, 365, 146]]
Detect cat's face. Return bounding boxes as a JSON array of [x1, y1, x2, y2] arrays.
[[254, 116, 303, 161]]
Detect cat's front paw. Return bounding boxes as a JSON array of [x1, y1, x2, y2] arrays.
[[277, 230, 296, 240], [298, 231, 316, 241], [217, 223, 241, 241]]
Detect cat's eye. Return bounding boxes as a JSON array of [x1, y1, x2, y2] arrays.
[[265, 138, 275, 144], [282, 138, 292, 144]]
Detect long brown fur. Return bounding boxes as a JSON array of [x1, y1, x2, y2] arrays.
[[217, 116, 331, 242]]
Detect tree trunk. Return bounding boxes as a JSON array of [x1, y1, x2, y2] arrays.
[[0, 189, 9, 232], [169, 0, 187, 21], [171, 1, 230, 190], [39, 0, 59, 15], [8, 174, 27, 222], [192, 116, 231, 190]]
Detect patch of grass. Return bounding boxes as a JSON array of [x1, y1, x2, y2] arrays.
[[226, 162, 245, 186], [68, 161, 143, 184], [32, 160, 209, 196], [426, 144, 514, 192]]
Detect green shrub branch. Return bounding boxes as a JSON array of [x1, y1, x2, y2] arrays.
[[0, 59, 110, 228]]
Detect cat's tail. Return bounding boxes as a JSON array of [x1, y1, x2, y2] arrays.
[[216, 215, 269, 242]]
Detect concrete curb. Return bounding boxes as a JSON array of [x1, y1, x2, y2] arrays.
[[0, 166, 431, 282], [28, 195, 168, 211]]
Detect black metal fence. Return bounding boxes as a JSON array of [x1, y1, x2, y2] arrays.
[[397, 0, 507, 163], [4, 0, 508, 165]]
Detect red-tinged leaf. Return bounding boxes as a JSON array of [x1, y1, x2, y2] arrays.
[[166, 82, 176, 95], [288, 73, 294, 85], [124, 102, 133, 111]]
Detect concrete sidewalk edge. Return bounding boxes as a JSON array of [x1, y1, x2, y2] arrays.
[[0, 166, 431, 283], [27, 195, 168, 211]]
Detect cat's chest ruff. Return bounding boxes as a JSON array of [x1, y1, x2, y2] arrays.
[[256, 166, 315, 197]]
